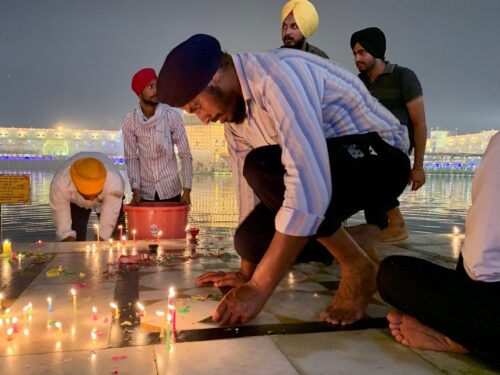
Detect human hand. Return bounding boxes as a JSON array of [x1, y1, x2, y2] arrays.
[[180, 188, 191, 206], [62, 236, 76, 242], [409, 168, 426, 191], [131, 189, 142, 204], [195, 271, 248, 288], [212, 281, 268, 325], [180, 191, 191, 206]]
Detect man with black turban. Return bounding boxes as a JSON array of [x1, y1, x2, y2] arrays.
[[351, 27, 428, 242], [157, 34, 411, 327], [280, 0, 328, 58]]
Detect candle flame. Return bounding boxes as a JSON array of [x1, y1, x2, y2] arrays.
[[168, 287, 175, 298], [7, 327, 13, 335], [47, 297, 52, 304], [55, 321, 62, 329], [167, 313, 172, 321], [132, 229, 136, 234], [156, 311, 164, 317], [92, 306, 97, 313], [23, 328, 29, 336], [118, 225, 123, 229], [12, 317, 18, 324], [71, 288, 76, 296], [453, 226, 460, 235], [136, 302, 145, 311], [109, 302, 117, 309], [91, 331, 97, 340]]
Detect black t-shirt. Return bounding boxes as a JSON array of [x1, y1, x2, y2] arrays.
[[359, 63, 423, 148]]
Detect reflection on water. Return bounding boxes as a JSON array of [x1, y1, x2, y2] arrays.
[[0, 172, 471, 243]]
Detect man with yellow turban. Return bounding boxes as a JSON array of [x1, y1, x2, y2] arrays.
[[49, 152, 125, 241], [280, 0, 328, 58]]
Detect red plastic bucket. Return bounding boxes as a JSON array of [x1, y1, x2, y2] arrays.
[[124, 202, 189, 240]]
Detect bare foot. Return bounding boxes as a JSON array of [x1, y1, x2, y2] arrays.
[[381, 223, 409, 242], [320, 257, 377, 325], [381, 207, 409, 242], [386, 310, 469, 353]]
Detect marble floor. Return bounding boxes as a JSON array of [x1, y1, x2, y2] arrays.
[[0, 231, 498, 374]]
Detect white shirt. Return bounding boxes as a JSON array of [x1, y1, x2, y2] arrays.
[[462, 131, 500, 281], [227, 50, 409, 236], [49, 152, 124, 241], [122, 103, 193, 200]]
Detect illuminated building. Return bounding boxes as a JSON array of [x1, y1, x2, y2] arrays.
[[0, 120, 496, 175], [0, 114, 229, 172], [428, 129, 498, 154], [181, 114, 230, 173]]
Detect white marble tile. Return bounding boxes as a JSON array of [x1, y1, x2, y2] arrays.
[[154, 336, 300, 375], [0, 345, 156, 375], [1, 283, 116, 355], [273, 330, 443, 375]]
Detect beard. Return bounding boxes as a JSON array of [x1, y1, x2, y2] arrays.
[[205, 85, 247, 124], [282, 35, 306, 50], [356, 57, 377, 73], [143, 98, 159, 107]]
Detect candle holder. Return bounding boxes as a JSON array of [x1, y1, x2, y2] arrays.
[[187, 227, 200, 242]]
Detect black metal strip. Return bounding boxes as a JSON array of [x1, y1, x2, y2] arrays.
[[173, 317, 388, 343], [108, 267, 147, 347]]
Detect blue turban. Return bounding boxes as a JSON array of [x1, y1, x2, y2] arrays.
[[157, 34, 223, 107]]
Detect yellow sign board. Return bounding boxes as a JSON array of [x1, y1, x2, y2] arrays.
[[0, 175, 31, 204]]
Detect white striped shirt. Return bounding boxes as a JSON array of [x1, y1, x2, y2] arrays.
[[229, 49, 409, 237], [122, 104, 193, 200]]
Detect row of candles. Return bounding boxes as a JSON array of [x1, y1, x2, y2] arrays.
[[2, 223, 198, 257], [1, 287, 178, 344], [92, 224, 163, 243]]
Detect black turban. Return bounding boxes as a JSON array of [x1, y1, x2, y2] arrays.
[[157, 34, 223, 107], [350, 27, 386, 60]]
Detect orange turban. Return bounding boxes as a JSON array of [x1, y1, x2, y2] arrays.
[[70, 158, 107, 196], [281, 0, 319, 38]]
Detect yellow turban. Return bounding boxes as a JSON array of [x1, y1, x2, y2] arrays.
[[281, 0, 319, 38], [70, 157, 107, 196]]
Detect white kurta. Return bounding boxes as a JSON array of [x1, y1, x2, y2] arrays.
[[462, 132, 500, 281], [49, 152, 124, 241]]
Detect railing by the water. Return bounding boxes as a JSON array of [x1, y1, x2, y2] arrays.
[[0, 152, 484, 175], [421, 153, 482, 175]]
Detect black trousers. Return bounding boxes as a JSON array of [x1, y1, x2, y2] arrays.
[[141, 192, 181, 203], [234, 133, 410, 264], [378, 255, 500, 363], [70, 201, 125, 241]]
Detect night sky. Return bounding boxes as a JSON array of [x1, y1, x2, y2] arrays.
[[1, 0, 499, 133]]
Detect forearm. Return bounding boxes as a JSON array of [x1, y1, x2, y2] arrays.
[[249, 231, 308, 296], [125, 158, 141, 190], [412, 125, 427, 169], [406, 97, 427, 169]]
